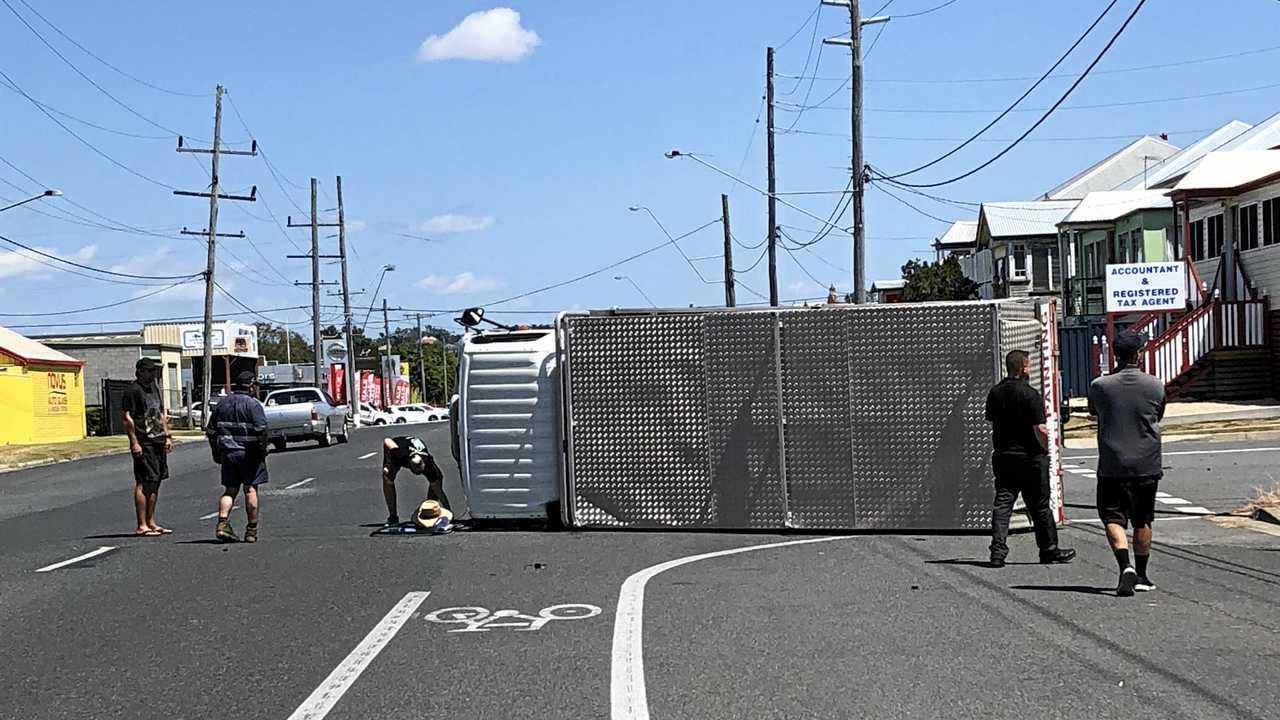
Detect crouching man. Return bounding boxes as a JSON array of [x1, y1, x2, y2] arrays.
[[382, 435, 451, 526]]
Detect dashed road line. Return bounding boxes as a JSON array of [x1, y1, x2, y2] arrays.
[[1160, 497, 1191, 505], [1064, 469, 1213, 516], [357, 451, 377, 460], [36, 546, 116, 573], [286, 477, 315, 489], [1065, 446, 1280, 460], [285, 591, 430, 720], [200, 505, 238, 520]]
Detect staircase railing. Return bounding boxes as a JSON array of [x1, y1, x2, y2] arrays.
[[1145, 301, 1216, 385]]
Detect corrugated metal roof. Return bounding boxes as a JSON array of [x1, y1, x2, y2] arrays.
[[1152, 114, 1280, 188], [1169, 150, 1280, 193], [1059, 190, 1171, 224], [980, 201, 1079, 238], [1112, 120, 1253, 190], [1043, 136, 1180, 200], [0, 325, 84, 367], [871, 279, 905, 291], [936, 220, 978, 248]]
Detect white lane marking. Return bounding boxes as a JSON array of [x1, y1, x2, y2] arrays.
[[612, 537, 848, 720], [1063, 464, 1083, 470], [199, 505, 239, 520], [1176, 506, 1213, 514], [1158, 497, 1191, 505], [36, 546, 116, 573], [286, 591, 430, 720], [1156, 492, 1172, 498], [357, 451, 377, 460], [1066, 446, 1280, 460], [286, 477, 315, 489], [1071, 516, 1203, 525]]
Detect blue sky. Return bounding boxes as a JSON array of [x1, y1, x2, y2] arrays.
[[2, 0, 1279, 335]]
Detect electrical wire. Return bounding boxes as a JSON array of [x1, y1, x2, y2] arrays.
[[863, 23, 888, 59], [0, 68, 178, 190], [1, 0, 198, 138], [883, 0, 1118, 180], [4, 304, 313, 330], [0, 78, 171, 140], [779, 2, 824, 97], [674, 152, 851, 236], [777, 2, 821, 51], [884, 0, 1149, 188], [0, 280, 196, 317], [225, 94, 310, 215], [893, 0, 960, 19], [0, 231, 203, 280], [737, 245, 770, 273], [779, 234, 835, 292], [213, 280, 302, 325], [634, 210, 724, 285], [781, 127, 1217, 143], [869, 181, 958, 223]]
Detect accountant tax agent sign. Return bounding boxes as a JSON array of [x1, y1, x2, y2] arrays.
[[1105, 262, 1187, 313]]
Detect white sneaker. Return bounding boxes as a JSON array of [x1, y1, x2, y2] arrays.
[[1117, 567, 1138, 597], [1135, 576, 1156, 592]]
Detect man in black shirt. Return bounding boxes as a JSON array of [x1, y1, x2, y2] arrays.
[[984, 350, 1075, 567], [122, 357, 172, 536], [381, 435, 450, 526]]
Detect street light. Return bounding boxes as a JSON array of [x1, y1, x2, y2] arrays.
[[614, 275, 656, 307], [628, 205, 715, 284], [0, 189, 62, 214]]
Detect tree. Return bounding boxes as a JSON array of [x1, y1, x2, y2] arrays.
[[901, 256, 978, 302], [255, 322, 313, 363]]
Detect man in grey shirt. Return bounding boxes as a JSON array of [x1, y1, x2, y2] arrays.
[[1088, 329, 1166, 597]]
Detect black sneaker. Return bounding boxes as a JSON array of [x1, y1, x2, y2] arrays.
[[1039, 548, 1077, 564], [989, 556, 1006, 569], [1135, 576, 1156, 592], [1117, 567, 1138, 597], [385, 514, 400, 527]]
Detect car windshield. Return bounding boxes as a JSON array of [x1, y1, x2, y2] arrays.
[[268, 390, 318, 406]]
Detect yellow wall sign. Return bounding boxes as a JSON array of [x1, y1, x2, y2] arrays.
[[47, 372, 70, 413]]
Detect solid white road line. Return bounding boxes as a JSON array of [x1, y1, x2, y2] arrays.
[[286, 591, 430, 720], [36, 546, 115, 573], [199, 505, 238, 520], [357, 452, 377, 460], [612, 537, 849, 720], [1066, 446, 1280, 460], [1158, 497, 1191, 505], [1176, 506, 1213, 514], [286, 477, 315, 489]]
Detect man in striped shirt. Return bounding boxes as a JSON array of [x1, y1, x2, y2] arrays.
[[207, 371, 270, 543]]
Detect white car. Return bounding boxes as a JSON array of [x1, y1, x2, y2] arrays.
[[393, 404, 449, 423]]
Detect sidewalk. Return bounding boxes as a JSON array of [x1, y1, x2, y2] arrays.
[[0, 434, 203, 473]]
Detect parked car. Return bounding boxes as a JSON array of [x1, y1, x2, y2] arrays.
[[392, 404, 449, 423], [262, 387, 350, 450], [176, 399, 220, 429], [356, 403, 399, 426]]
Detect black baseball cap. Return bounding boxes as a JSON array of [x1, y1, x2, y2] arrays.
[[135, 357, 159, 371], [234, 370, 257, 389], [1114, 329, 1146, 358]]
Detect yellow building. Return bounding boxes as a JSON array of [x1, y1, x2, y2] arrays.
[[0, 325, 87, 445]]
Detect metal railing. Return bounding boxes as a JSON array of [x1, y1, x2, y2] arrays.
[[1141, 299, 1267, 385]]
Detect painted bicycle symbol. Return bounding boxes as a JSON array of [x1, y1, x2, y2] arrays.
[[424, 604, 601, 633]]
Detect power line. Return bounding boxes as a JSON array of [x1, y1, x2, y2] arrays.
[[893, 0, 960, 19], [4, 304, 313, 330], [0, 231, 203, 280], [0, 78, 171, 139], [883, 0, 1150, 188], [779, 2, 824, 96], [0, 0, 197, 138], [213, 280, 299, 325], [672, 152, 850, 236], [0, 280, 196, 317], [780, 127, 1218, 143], [884, 0, 1119, 180], [869, 181, 958, 223], [0, 67, 178, 190], [225, 94, 310, 214], [11, 0, 207, 98], [777, 2, 821, 51]]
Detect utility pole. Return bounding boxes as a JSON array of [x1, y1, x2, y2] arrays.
[[381, 298, 393, 409], [174, 85, 257, 416], [287, 180, 340, 390], [824, 0, 887, 304], [415, 313, 427, 404], [722, 193, 736, 307], [766, 46, 779, 307], [336, 176, 356, 410]]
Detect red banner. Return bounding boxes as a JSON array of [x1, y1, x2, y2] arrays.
[[359, 370, 377, 409], [372, 376, 383, 408], [393, 378, 410, 406], [329, 363, 347, 404]]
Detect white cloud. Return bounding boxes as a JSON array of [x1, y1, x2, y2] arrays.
[[132, 279, 220, 304], [0, 244, 97, 280], [346, 220, 368, 234], [415, 8, 542, 63], [109, 245, 176, 276], [417, 271, 501, 295], [418, 213, 495, 234]]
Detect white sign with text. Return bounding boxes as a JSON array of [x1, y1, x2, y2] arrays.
[[1105, 262, 1186, 313]]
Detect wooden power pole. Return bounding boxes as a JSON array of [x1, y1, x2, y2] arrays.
[[174, 84, 257, 415], [766, 46, 779, 307], [287, 180, 339, 389], [336, 177, 356, 409], [722, 193, 736, 307]]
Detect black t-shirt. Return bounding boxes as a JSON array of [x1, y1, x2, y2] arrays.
[[383, 436, 443, 483], [122, 380, 166, 442], [985, 377, 1046, 456]]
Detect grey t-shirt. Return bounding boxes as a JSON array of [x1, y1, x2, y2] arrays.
[[1087, 367, 1166, 478]]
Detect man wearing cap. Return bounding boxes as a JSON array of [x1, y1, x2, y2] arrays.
[[381, 435, 450, 526], [207, 371, 270, 543], [1089, 329, 1166, 597], [985, 350, 1076, 567], [122, 357, 173, 536]]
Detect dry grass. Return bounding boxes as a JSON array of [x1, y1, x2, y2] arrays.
[[0, 432, 203, 470], [1236, 482, 1280, 519]]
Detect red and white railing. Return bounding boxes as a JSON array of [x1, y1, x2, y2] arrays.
[[1142, 299, 1267, 385]]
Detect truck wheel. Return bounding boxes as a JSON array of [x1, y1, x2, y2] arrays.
[[319, 424, 333, 448], [271, 438, 286, 452]]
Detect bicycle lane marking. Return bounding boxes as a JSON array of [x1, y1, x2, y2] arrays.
[[611, 537, 851, 720], [285, 591, 430, 720]]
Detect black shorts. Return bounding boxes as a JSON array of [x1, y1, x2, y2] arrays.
[[1097, 475, 1160, 528], [132, 441, 168, 489], [221, 461, 268, 489]]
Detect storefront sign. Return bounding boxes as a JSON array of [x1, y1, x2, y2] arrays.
[[1105, 262, 1186, 313], [46, 372, 69, 413]]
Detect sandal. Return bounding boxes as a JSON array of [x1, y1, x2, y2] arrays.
[[134, 529, 162, 537]]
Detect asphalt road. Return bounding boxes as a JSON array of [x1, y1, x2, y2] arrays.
[[1, 428, 1277, 720]]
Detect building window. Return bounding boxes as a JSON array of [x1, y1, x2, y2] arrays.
[[1237, 204, 1259, 252], [1010, 244, 1028, 280], [1190, 219, 1205, 260], [1130, 230, 1144, 262], [1207, 214, 1224, 258], [1264, 197, 1280, 247]]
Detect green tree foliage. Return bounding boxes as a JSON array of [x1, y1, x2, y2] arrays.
[[901, 256, 978, 302], [255, 322, 313, 363]]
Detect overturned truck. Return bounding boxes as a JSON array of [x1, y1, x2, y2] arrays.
[[455, 298, 1064, 532]]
